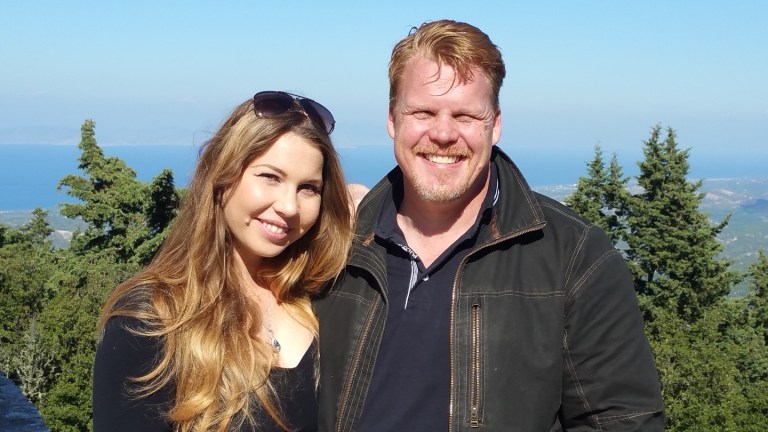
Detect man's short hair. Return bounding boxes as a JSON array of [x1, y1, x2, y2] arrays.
[[388, 19, 506, 109]]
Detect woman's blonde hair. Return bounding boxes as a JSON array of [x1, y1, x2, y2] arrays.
[[98, 98, 352, 431]]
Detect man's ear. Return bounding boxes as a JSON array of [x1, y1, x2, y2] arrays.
[[387, 107, 396, 139]]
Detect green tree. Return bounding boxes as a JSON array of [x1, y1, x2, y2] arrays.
[[616, 125, 761, 430], [625, 125, 739, 323], [565, 146, 628, 246], [30, 119, 180, 430], [0, 210, 57, 380], [133, 168, 180, 264], [566, 125, 767, 429], [37, 250, 138, 432], [14, 318, 55, 404], [651, 302, 768, 431], [747, 250, 768, 344], [58, 120, 167, 264]]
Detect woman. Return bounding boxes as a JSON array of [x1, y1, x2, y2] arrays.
[[93, 91, 353, 431]]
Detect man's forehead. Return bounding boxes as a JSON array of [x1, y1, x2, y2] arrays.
[[405, 56, 482, 86]]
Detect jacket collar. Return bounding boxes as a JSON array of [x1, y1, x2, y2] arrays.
[[353, 146, 546, 250]]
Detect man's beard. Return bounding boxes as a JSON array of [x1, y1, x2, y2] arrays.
[[412, 170, 471, 203], [409, 145, 473, 203]]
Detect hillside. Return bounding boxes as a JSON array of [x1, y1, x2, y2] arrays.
[[2, 177, 767, 293], [535, 176, 768, 296]]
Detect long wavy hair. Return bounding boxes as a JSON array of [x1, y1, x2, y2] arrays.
[[98, 98, 353, 431]]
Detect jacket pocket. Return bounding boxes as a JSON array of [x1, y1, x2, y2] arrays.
[[469, 301, 483, 428]]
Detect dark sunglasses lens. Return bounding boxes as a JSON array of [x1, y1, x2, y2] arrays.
[[253, 91, 294, 116], [300, 99, 336, 134]]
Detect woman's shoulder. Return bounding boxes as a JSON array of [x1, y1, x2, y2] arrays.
[[94, 305, 172, 432], [99, 282, 164, 354], [99, 314, 162, 359]]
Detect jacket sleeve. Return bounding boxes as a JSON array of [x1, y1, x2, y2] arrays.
[[559, 228, 665, 431], [93, 315, 172, 432]]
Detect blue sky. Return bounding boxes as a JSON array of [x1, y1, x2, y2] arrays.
[[1, 0, 766, 177]]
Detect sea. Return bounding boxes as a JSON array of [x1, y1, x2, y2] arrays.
[[2, 143, 765, 211]]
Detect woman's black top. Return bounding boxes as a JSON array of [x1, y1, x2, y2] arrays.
[[93, 315, 318, 431]]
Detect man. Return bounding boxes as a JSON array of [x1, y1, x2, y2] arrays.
[[316, 20, 665, 431]]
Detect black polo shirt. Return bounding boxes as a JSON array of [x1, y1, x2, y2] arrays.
[[356, 165, 499, 431]]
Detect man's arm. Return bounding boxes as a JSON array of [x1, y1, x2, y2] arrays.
[[560, 237, 665, 431]]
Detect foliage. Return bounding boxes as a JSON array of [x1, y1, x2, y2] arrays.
[[0, 209, 57, 389], [565, 145, 628, 245], [14, 319, 55, 404], [37, 249, 139, 431], [1, 119, 180, 431], [57, 119, 179, 266], [566, 124, 767, 430], [747, 250, 768, 344]]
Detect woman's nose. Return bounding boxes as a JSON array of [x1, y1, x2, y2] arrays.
[[272, 189, 298, 217]]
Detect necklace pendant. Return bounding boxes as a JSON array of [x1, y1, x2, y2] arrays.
[[267, 330, 281, 352]]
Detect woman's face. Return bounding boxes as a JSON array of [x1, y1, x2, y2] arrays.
[[223, 132, 324, 268]]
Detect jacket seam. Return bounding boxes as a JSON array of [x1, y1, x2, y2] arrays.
[[562, 225, 591, 292], [597, 410, 658, 424], [566, 249, 620, 303], [338, 297, 381, 431], [458, 291, 566, 298], [562, 329, 602, 431]]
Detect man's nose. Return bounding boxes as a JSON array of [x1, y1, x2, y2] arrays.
[[429, 114, 460, 144]]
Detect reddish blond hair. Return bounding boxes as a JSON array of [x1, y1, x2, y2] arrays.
[[388, 19, 506, 109]]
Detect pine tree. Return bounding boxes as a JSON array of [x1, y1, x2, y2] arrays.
[[624, 125, 739, 323], [566, 145, 607, 227], [617, 125, 760, 430], [57, 120, 178, 264], [32, 119, 181, 430], [58, 120, 148, 261], [0, 211, 60, 422], [565, 146, 629, 246], [0, 211, 56, 373], [748, 250, 768, 344]]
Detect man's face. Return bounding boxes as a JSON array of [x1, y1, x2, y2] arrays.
[[388, 56, 501, 204]]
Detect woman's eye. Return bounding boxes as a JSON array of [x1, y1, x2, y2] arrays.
[[258, 173, 280, 183], [300, 184, 322, 195]]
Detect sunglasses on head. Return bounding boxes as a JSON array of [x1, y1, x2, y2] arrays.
[[252, 91, 336, 134]]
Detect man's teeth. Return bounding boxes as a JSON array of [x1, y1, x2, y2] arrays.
[[262, 221, 287, 234], [426, 154, 460, 164]]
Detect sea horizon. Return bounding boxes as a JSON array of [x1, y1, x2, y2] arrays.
[[2, 143, 767, 212]]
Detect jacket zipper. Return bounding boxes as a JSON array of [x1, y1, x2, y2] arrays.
[[448, 222, 545, 431], [469, 302, 482, 427]]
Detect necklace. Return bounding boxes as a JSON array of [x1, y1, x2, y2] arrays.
[[266, 302, 281, 352]]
